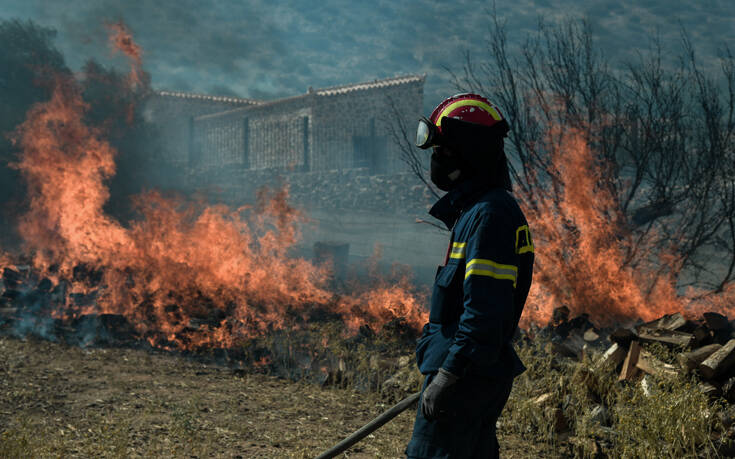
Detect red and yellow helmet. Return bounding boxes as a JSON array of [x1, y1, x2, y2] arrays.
[[416, 93, 507, 149], [430, 93, 505, 130]]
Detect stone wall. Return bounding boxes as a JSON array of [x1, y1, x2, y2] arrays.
[[193, 95, 312, 171], [309, 79, 423, 174], [142, 92, 259, 168], [191, 167, 436, 216]]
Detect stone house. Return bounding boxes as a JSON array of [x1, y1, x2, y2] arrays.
[[144, 74, 425, 182]]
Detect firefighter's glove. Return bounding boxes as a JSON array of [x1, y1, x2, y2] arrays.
[[421, 368, 458, 421]]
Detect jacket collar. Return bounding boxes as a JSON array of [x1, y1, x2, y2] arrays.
[[428, 178, 494, 230]]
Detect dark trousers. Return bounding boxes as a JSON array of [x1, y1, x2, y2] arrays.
[[405, 372, 514, 458]]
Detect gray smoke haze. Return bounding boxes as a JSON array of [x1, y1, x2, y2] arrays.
[[0, 0, 732, 112]]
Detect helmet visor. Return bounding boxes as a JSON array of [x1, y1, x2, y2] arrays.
[[415, 117, 436, 149]]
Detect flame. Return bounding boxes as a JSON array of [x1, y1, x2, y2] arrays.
[[518, 125, 707, 326], [10, 68, 425, 350], [106, 21, 144, 90]]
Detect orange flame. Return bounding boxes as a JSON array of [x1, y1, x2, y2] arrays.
[[518, 125, 712, 326], [106, 21, 144, 90], [11, 73, 426, 349]]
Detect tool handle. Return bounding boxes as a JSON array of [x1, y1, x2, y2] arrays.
[[314, 391, 421, 459]]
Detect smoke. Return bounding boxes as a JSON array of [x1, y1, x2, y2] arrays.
[[1, 0, 731, 112]]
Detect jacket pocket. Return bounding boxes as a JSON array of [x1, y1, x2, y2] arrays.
[[436, 262, 459, 287], [429, 263, 462, 323]]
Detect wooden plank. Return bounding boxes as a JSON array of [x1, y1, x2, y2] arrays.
[[636, 350, 680, 377], [619, 341, 642, 381], [677, 344, 722, 372], [638, 312, 687, 331], [637, 327, 694, 348], [595, 343, 627, 371], [699, 339, 735, 380]]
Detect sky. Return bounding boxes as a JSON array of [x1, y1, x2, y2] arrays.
[[1, 0, 733, 113]]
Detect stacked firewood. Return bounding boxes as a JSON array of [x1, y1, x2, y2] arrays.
[[544, 306, 735, 398]]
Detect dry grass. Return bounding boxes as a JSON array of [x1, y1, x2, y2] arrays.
[[1, 333, 731, 458], [501, 339, 729, 458]]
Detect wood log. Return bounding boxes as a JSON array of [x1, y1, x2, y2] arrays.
[[636, 350, 680, 377], [595, 343, 627, 371], [639, 312, 688, 331], [699, 339, 735, 380], [619, 341, 642, 381], [678, 344, 722, 372], [637, 327, 694, 348]]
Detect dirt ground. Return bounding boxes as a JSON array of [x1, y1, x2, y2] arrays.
[[0, 336, 541, 458]]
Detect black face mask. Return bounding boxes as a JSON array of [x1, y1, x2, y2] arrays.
[[433, 117, 512, 191], [430, 148, 463, 191]]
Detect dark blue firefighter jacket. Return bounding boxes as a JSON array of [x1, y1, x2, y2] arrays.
[[416, 179, 534, 378]]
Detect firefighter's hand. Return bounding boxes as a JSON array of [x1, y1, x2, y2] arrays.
[[421, 368, 458, 421]]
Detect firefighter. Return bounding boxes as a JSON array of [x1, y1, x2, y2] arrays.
[[406, 94, 534, 458]]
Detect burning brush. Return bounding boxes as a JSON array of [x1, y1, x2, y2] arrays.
[[0, 23, 427, 358]]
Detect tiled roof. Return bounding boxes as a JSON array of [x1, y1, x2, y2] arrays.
[[154, 91, 261, 105], [314, 74, 425, 96], [156, 74, 424, 110]]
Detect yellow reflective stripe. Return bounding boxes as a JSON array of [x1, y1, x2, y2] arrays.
[[515, 225, 534, 255], [465, 258, 518, 287], [449, 241, 466, 259], [435, 100, 502, 128]]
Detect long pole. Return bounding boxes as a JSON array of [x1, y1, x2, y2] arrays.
[[314, 392, 420, 459]]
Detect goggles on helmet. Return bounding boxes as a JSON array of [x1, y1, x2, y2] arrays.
[[415, 116, 444, 149]]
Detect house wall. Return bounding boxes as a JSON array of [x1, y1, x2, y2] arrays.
[[186, 76, 424, 179], [142, 93, 258, 168], [192, 96, 313, 172]]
